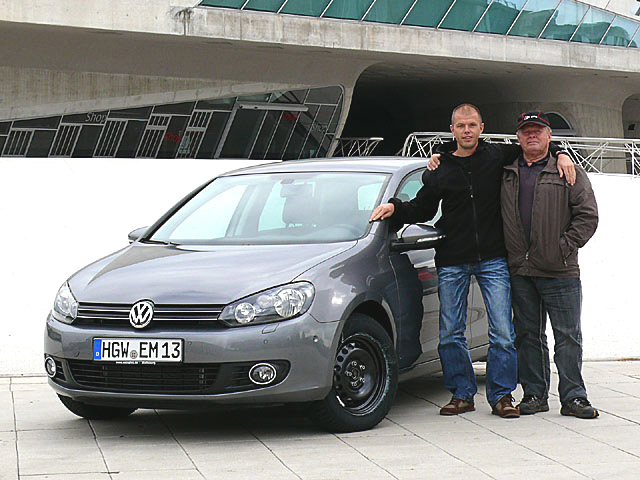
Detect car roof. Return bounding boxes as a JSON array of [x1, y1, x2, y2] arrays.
[[218, 157, 427, 177]]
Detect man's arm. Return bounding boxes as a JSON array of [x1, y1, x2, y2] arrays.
[[369, 170, 440, 229], [426, 140, 575, 184], [560, 167, 599, 260]]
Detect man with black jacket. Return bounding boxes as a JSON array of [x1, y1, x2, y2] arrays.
[[370, 104, 574, 418]]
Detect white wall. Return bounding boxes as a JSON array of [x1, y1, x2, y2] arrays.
[[0, 160, 637, 375], [0, 158, 270, 375]]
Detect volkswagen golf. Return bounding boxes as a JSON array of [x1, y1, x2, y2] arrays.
[[45, 158, 490, 432]]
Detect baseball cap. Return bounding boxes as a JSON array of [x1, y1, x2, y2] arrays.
[[517, 111, 551, 130]]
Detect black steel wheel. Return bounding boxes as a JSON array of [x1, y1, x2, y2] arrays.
[[309, 313, 398, 432]]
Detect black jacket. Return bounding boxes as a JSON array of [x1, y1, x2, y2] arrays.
[[390, 140, 557, 268]]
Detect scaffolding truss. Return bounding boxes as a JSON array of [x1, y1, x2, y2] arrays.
[[334, 137, 383, 157], [402, 132, 640, 177]]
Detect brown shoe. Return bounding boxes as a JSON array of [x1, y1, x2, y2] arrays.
[[492, 395, 520, 418], [440, 397, 475, 416]]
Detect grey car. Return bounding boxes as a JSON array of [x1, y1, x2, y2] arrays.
[[45, 158, 490, 432]]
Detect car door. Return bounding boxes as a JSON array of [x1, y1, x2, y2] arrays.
[[390, 168, 474, 364]]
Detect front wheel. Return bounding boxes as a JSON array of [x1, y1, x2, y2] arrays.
[[58, 395, 136, 420], [309, 314, 398, 432]]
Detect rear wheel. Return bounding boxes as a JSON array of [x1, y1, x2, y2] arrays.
[[309, 314, 398, 432], [58, 395, 136, 420]]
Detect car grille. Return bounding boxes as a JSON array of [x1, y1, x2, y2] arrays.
[[74, 302, 225, 329], [65, 360, 289, 394]]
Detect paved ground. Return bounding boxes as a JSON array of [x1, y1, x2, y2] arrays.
[[1, 361, 639, 480]]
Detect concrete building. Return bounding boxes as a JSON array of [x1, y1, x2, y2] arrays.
[[1, 0, 640, 166]]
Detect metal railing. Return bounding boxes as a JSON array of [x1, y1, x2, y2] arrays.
[[402, 132, 640, 177], [334, 137, 383, 157]]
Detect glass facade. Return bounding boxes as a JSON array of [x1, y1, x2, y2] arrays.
[[0, 86, 344, 160], [280, 0, 331, 16], [363, 0, 414, 24], [440, 0, 491, 32], [540, 0, 589, 41], [403, 0, 456, 28], [199, 0, 640, 47], [571, 7, 614, 44]]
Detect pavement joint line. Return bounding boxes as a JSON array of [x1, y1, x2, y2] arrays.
[[392, 388, 498, 479], [87, 418, 115, 480], [540, 412, 640, 460], [20, 471, 115, 477], [11, 390, 20, 479], [462, 415, 590, 479], [334, 433, 399, 479], [598, 384, 640, 400], [398, 387, 592, 479], [385, 416, 497, 479], [153, 409, 207, 480], [244, 426, 304, 480]]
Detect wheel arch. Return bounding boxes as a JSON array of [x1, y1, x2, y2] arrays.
[[349, 300, 396, 347]]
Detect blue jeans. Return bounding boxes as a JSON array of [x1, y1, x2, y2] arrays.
[[437, 257, 517, 407], [510, 275, 587, 404]]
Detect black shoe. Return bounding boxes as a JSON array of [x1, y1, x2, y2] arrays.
[[560, 397, 599, 419], [517, 395, 549, 415]]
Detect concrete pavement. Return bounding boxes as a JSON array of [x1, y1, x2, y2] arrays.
[[1, 361, 639, 480]]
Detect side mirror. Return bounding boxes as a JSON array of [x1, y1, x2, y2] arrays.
[[390, 224, 445, 252], [128, 226, 149, 244]]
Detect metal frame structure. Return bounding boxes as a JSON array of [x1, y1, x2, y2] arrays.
[[334, 137, 384, 157], [49, 124, 82, 157], [2, 129, 34, 157], [402, 132, 640, 177], [176, 110, 213, 158], [136, 115, 172, 158], [94, 119, 128, 158]]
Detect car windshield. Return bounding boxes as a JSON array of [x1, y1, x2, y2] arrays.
[[149, 171, 390, 245]]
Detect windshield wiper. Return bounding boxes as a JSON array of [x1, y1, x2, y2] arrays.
[[140, 238, 179, 246]]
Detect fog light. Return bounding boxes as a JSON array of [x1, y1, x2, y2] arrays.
[[44, 356, 57, 378], [249, 363, 277, 385]]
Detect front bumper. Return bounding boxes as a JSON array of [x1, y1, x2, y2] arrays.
[[44, 312, 340, 408]]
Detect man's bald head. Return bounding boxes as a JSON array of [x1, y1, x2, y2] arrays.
[[451, 104, 483, 124]]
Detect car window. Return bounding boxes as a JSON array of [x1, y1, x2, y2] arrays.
[[396, 168, 441, 226], [169, 184, 247, 240], [151, 172, 390, 245], [358, 182, 385, 211]]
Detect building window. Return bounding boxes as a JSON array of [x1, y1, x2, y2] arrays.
[[3, 130, 33, 156], [95, 120, 127, 157], [50, 124, 82, 157], [137, 115, 171, 158]]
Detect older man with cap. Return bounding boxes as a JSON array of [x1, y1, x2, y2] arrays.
[[501, 111, 599, 418]]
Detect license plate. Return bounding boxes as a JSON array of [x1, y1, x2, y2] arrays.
[[93, 338, 183, 362]]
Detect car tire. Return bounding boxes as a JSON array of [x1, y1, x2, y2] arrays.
[[58, 395, 136, 420], [309, 313, 398, 432]]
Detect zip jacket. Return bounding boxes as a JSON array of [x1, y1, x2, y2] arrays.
[[501, 154, 598, 277], [389, 140, 523, 267]]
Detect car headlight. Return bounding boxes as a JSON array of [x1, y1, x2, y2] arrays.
[[219, 282, 314, 327], [52, 282, 78, 324]]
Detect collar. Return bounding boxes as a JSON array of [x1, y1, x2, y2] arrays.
[[518, 152, 550, 168], [437, 138, 486, 158]]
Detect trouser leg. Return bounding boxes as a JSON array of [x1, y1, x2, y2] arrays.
[[536, 277, 587, 403], [474, 257, 517, 406], [511, 275, 551, 400], [437, 264, 476, 401]]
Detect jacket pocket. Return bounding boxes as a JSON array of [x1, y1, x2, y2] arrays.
[[559, 235, 578, 267]]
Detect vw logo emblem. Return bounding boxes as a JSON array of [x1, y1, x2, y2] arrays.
[[129, 300, 154, 329]]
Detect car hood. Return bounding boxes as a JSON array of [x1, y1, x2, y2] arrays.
[[69, 242, 357, 305]]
